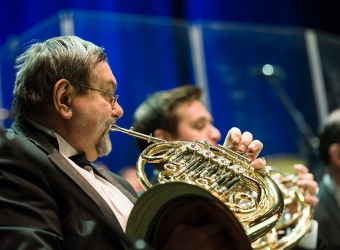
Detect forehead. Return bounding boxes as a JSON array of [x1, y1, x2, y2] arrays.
[[91, 61, 117, 91], [174, 100, 212, 121]]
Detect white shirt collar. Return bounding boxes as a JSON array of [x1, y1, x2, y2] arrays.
[[27, 119, 79, 158]]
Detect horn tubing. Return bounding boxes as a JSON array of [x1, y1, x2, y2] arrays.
[[110, 124, 166, 143]]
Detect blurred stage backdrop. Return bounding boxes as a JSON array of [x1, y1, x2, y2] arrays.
[[1, 2, 340, 180]]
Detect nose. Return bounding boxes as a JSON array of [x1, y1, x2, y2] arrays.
[[209, 124, 221, 145], [112, 101, 124, 119]]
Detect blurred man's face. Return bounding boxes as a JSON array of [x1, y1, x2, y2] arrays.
[[170, 100, 221, 145]]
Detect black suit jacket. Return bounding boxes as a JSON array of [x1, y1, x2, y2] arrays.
[[314, 178, 340, 250], [0, 119, 138, 249]]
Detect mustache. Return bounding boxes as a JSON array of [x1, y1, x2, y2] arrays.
[[109, 119, 117, 128]]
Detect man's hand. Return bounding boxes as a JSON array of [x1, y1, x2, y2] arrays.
[[294, 164, 319, 206], [223, 127, 265, 170]]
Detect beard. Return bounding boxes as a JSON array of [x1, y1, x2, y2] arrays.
[[96, 123, 112, 157]]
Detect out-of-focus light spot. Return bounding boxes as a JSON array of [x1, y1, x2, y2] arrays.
[[133, 240, 147, 249], [262, 64, 274, 76], [6, 131, 15, 140]]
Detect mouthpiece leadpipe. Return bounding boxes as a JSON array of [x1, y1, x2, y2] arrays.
[[110, 124, 166, 143]]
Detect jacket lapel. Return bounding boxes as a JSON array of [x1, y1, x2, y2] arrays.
[[94, 167, 138, 204], [319, 181, 340, 230]]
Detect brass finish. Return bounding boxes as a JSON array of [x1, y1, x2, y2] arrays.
[[252, 168, 313, 249], [110, 125, 285, 243]]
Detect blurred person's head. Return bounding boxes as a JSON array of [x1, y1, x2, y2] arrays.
[[319, 108, 340, 168], [133, 85, 221, 154], [318, 108, 340, 184]]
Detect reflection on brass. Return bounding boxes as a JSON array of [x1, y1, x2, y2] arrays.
[[110, 125, 284, 243], [252, 168, 313, 249]]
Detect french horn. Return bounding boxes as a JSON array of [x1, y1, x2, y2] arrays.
[[110, 124, 285, 246], [252, 168, 313, 249]]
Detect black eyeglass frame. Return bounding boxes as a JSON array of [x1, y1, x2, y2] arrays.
[[78, 84, 119, 106]]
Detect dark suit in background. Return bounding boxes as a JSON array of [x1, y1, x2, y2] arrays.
[[0, 119, 138, 249], [313, 108, 340, 250], [314, 177, 340, 250]]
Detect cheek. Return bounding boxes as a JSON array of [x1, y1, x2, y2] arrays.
[[71, 98, 112, 139], [75, 105, 109, 130], [91, 103, 112, 120]]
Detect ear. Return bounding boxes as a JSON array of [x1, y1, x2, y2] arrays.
[[53, 79, 73, 119], [154, 128, 173, 141], [329, 143, 340, 167]]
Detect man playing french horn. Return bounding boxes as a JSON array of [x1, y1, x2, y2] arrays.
[[132, 84, 324, 249]]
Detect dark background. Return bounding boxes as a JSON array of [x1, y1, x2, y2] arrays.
[[2, 1, 340, 47]]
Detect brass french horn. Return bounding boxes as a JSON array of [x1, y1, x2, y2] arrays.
[[110, 124, 285, 246], [252, 168, 313, 249]]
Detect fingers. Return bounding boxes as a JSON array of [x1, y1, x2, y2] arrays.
[[294, 164, 314, 183], [297, 178, 318, 194], [223, 127, 242, 149], [223, 127, 264, 169], [304, 195, 319, 207], [250, 156, 266, 170], [296, 172, 314, 181], [293, 164, 319, 206], [294, 164, 318, 187], [294, 164, 309, 174], [297, 177, 320, 207]]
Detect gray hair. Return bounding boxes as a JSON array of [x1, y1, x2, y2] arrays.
[[12, 36, 107, 118]]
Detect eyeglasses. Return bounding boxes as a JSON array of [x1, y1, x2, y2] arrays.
[[78, 84, 119, 106]]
